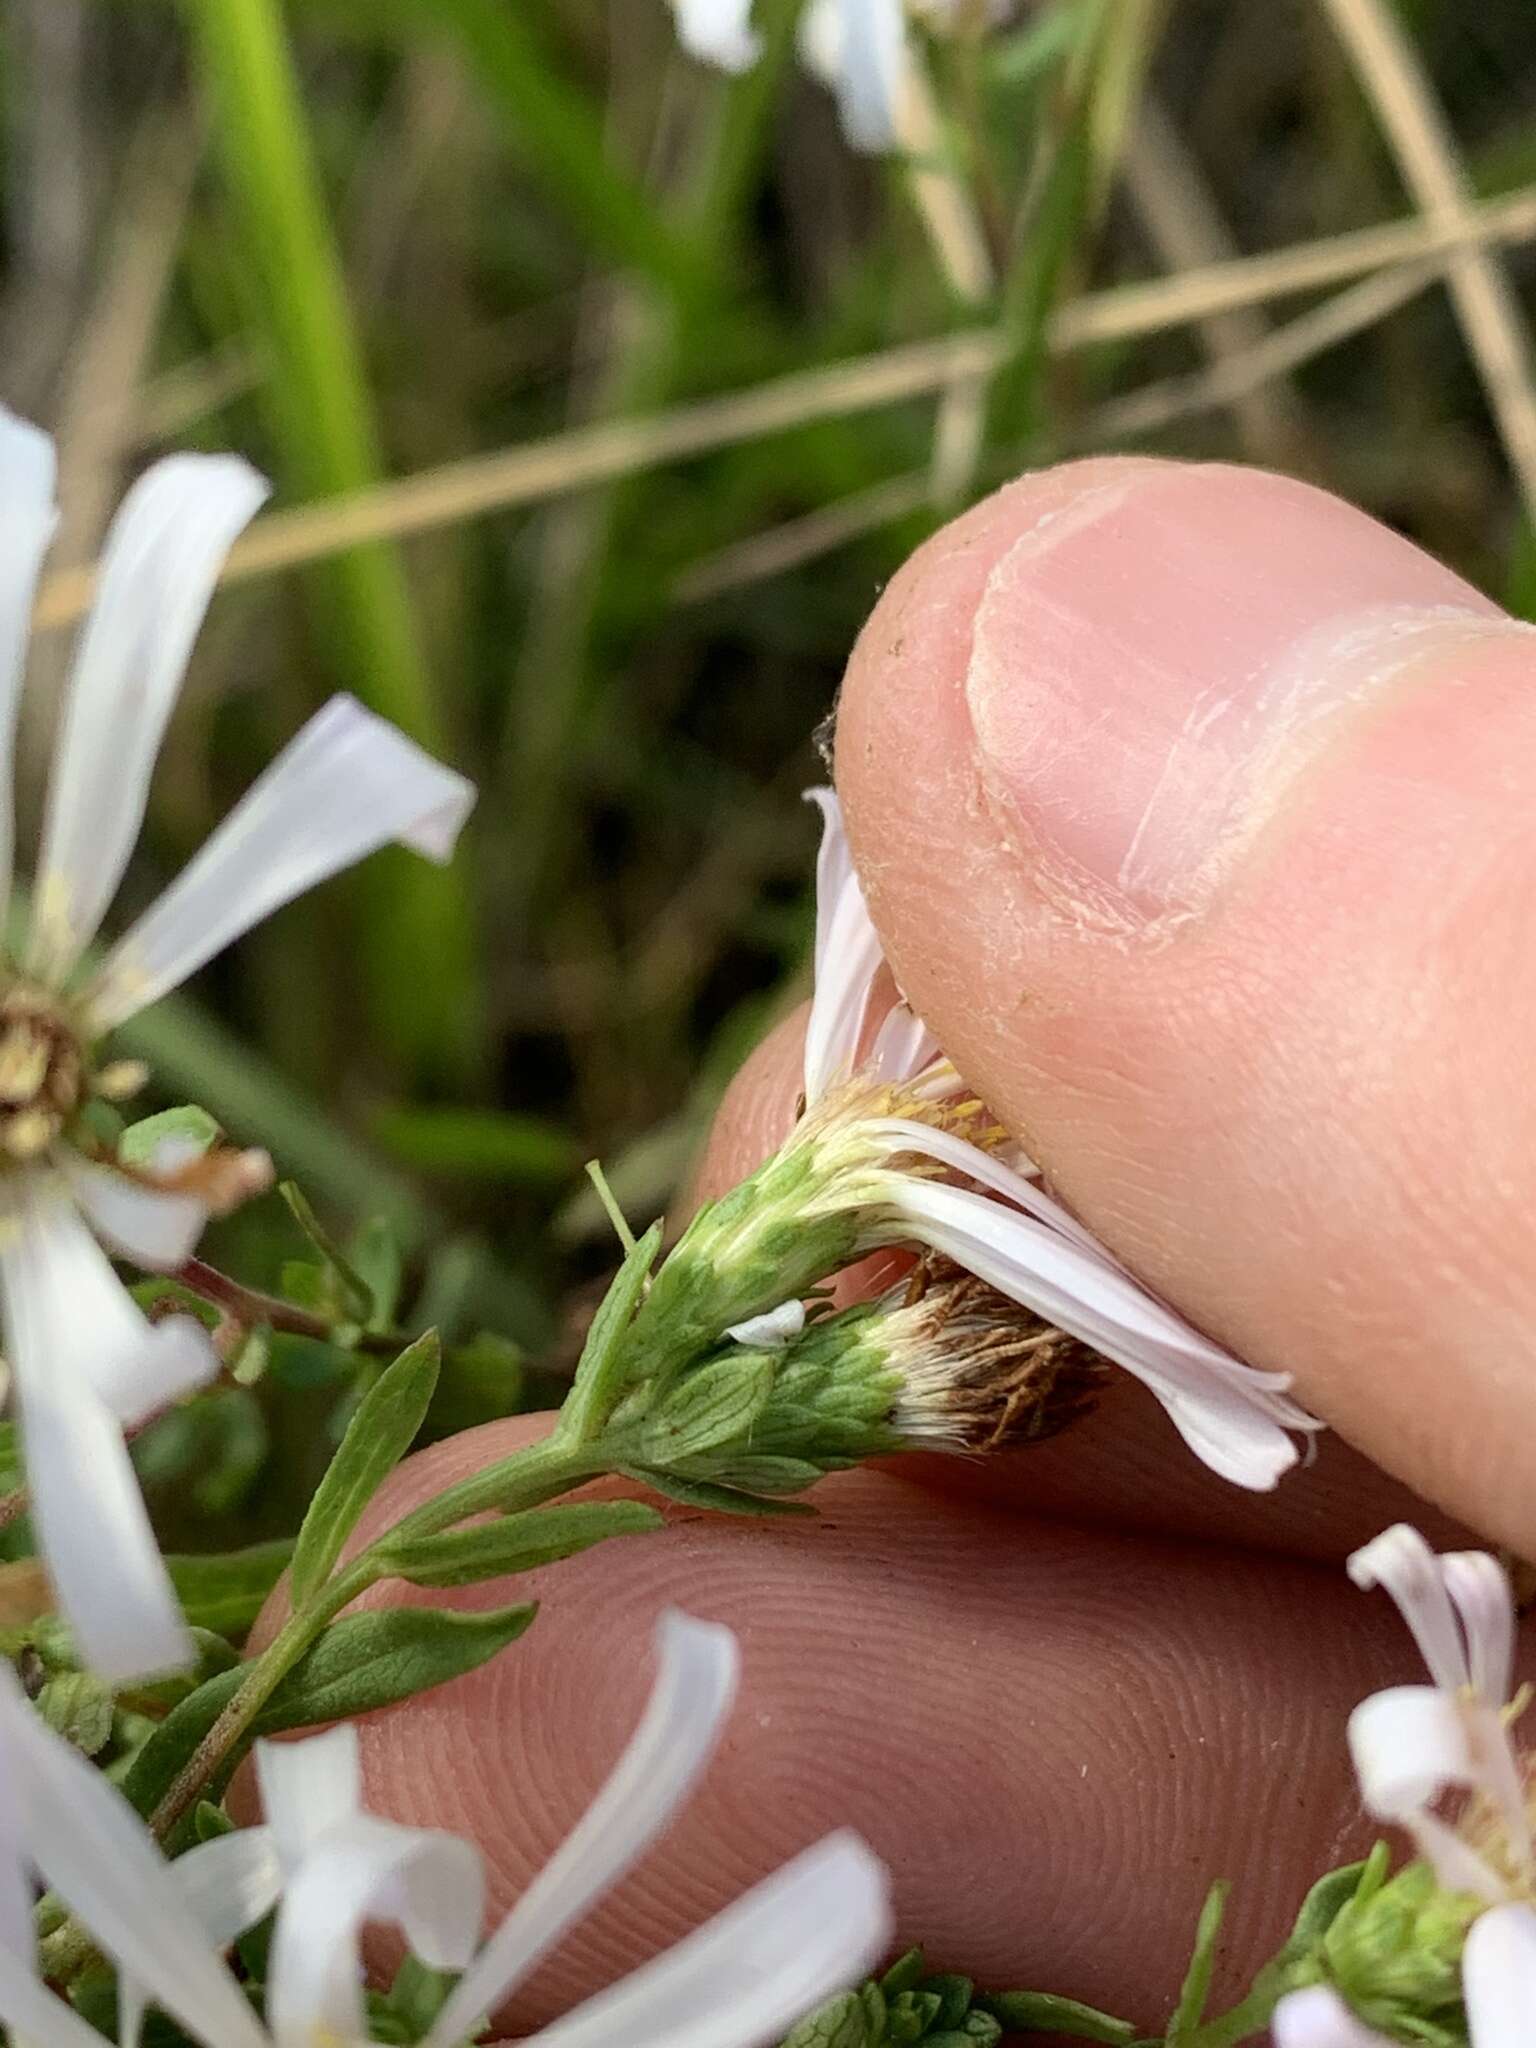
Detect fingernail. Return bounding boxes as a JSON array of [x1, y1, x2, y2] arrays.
[[964, 461, 1513, 919]]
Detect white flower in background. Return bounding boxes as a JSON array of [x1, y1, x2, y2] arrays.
[[0, 1611, 890, 2048], [668, 0, 1008, 153], [1273, 1524, 1536, 2048], [789, 788, 1320, 1492], [0, 410, 475, 1685]]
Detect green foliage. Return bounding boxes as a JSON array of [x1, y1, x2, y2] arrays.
[[117, 1106, 221, 1171], [289, 1332, 442, 1603], [165, 1541, 296, 1640], [255, 1599, 537, 1728], [372, 1498, 662, 1588], [780, 1949, 1132, 2048], [557, 1221, 664, 1443]]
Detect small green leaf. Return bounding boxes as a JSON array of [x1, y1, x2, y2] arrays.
[[1165, 1881, 1229, 2043], [290, 1333, 441, 1606], [978, 1991, 1136, 2044], [1278, 1853, 1382, 1965], [256, 1600, 537, 1729], [120, 1667, 245, 1824], [881, 1951, 927, 1997], [35, 1673, 115, 1758], [558, 1221, 662, 1443], [280, 1181, 375, 1323], [374, 1499, 662, 1588], [118, 1105, 220, 1172], [636, 1352, 775, 1464], [349, 1215, 404, 1330], [618, 1465, 814, 1518], [166, 1540, 296, 1640]]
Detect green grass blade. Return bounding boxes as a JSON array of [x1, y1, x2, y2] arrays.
[[179, 0, 479, 1078]]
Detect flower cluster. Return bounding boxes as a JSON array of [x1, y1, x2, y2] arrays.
[[647, 789, 1320, 1492], [1274, 1524, 1536, 2045], [0, 412, 476, 1684], [0, 1611, 889, 2048]]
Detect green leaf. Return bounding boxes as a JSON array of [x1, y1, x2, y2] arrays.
[[617, 1465, 813, 1518], [120, 1600, 536, 1839], [374, 1499, 662, 1588], [349, 1216, 404, 1330], [1278, 1854, 1382, 1965], [635, 1352, 775, 1464], [280, 1181, 376, 1324], [557, 1221, 662, 1443], [978, 1991, 1136, 2045], [256, 1601, 537, 1729], [34, 1674, 115, 1759], [166, 1540, 296, 1640], [1165, 1881, 1229, 2043], [120, 1666, 245, 1823], [118, 1105, 220, 1171], [290, 1333, 441, 1606]]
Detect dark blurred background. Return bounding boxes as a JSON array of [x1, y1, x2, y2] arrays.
[[5, 0, 1533, 1535]]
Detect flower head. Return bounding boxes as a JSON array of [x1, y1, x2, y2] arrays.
[[769, 790, 1320, 1491], [0, 412, 475, 1682], [0, 1611, 890, 2048], [1273, 1524, 1536, 2048]]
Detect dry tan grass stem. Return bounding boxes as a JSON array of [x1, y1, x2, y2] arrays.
[[32, 180, 1536, 631], [1317, 0, 1536, 521]]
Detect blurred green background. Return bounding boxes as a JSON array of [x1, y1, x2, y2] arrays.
[[6, 0, 1534, 1538]]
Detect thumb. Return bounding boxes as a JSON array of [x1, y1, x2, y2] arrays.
[[835, 455, 1536, 1554]]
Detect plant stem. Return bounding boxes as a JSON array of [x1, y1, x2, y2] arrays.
[[146, 1433, 600, 1840], [173, 1255, 410, 1357]]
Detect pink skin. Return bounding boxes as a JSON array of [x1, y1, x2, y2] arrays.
[[249, 458, 1536, 2030]]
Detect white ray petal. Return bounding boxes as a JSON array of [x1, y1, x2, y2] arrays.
[[1347, 1684, 1478, 1820], [886, 1175, 1310, 1488], [1464, 1902, 1536, 2048], [868, 1006, 939, 1087], [1271, 1984, 1395, 2047], [1348, 1525, 1470, 1693], [174, 1826, 285, 1946], [121, 1828, 285, 2048], [866, 1118, 1106, 1254], [87, 694, 476, 1031], [726, 1300, 806, 1348], [803, 790, 884, 1104], [57, 1152, 206, 1271], [669, 0, 761, 70], [29, 454, 269, 984], [426, 1611, 739, 2048], [803, 0, 909, 151], [255, 1726, 362, 1873], [523, 1832, 890, 2048], [1441, 1551, 1517, 1706], [0, 1672, 266, 2048], [0, 412, 58, 925], [0, 1191, 209, 1681], [266, 1813, 483, 2048], [2, 1181, 215, 1422], [0, 1672, 33, 1966]]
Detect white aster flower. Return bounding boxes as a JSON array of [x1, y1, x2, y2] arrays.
[[667, 0, 1007, 153], [0, 1610, 890, 2048], [0, 411, 475, 1684], [1273, 1523, 1536, 2048], [788, 788, 1320, 1492]]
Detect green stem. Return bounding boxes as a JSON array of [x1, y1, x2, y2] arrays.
[[1176, 1965, 1291, 2048], [146, 1434, 601, 1841]]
